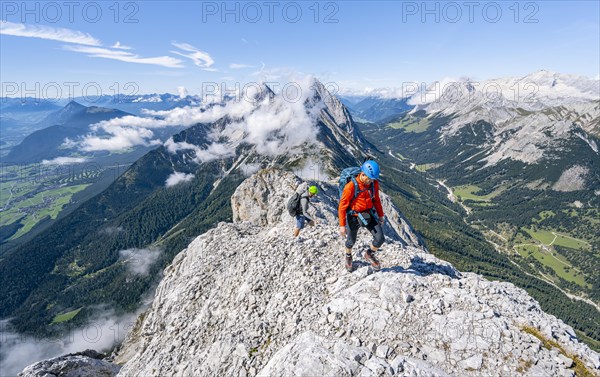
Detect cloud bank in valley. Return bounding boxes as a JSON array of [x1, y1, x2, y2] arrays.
[[165, 172, 195, 187], [119, 248, 162, 276], [0, 304, 147, 377], [70, 76, 325, 162]]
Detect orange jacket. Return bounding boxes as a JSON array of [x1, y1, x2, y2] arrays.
[[338, 179, 384, 226]]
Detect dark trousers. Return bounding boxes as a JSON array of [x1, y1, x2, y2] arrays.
[[345, 213, 385, 249]]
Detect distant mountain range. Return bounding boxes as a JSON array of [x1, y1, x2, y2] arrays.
[[369, 70, 599, 185], [3, 99, 196, 163], [0, 94, 198, 117], [339, 95, 412, 123], [5, 102, 131, 163], [0, 95, 198, 149], [0, 98, 62, 114], [71, 93, 201, 116]]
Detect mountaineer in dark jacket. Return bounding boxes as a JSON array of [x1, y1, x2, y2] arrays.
[[293, 184, 318, 238]]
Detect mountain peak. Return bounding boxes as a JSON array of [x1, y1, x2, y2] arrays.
[[253, 82, 277, 103], [64, 100, 85, 111], [309, 78, 367, 146]]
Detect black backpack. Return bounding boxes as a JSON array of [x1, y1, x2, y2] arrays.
[[287, 193, 303, 216]]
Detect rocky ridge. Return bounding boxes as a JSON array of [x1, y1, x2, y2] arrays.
[[19, 169, 600, 376], [113, 169, 599, 376]]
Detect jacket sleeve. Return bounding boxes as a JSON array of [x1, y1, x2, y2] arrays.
[[338, 182, 355, 227], [373, 181, 384, 217], [300, 196, 313, 222]]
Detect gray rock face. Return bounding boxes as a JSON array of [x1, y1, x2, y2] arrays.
[[231, 169, 302, 226], [311, 79, 364, 144], [113, 169, 599, 377], [19, 350, 120, 377]]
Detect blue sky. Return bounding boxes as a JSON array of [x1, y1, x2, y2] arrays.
[[1, 1, 599, 97]]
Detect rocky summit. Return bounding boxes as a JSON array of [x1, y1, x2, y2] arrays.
[[21, 169, 600, 377]]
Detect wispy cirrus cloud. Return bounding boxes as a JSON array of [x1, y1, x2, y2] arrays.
[[171, 42, 216, 70], [230, 63, 255, 69], [63, 45, 184, 68], [111, 41, 132, 50], [2, 21, 185, 68], [0, 21, 101, 46], [251, 63, 300, 81]]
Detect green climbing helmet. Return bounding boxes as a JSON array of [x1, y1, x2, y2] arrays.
[[309, 185, 318, 195]]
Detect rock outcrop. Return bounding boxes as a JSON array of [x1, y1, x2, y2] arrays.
[[18, 350, 120, 377]]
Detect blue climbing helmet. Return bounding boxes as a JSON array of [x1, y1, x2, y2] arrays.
[[361, 160, 380, 180]]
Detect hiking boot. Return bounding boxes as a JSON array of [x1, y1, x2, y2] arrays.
[[364, 249, 381, 271], [344, 253, 353, 272]]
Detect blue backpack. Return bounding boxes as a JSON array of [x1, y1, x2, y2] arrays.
[[338, 167, 375, 220]]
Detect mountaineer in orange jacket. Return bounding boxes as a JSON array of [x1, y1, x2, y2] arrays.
[[338, 160, 385, 272]]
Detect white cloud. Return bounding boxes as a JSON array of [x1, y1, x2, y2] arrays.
[[1, 22, 185, 68], [251, 62, 266, 76], [0, 21, 101, 46], [119, 248, 161, 275], [63, 45, 184, 68], [61, 138, 79, 148], [75, 75, 324, 158], [192, 143, 236, 163], [74, 123, 162, 152], [250, 63, 298, 81], [41, 157, 88, 165], [111, 41, 132, 50], [171, 42, 215, 70], [164, 138, 235, 163], [230, 63, 255, 69], [177, 86, 188, 98], [164, 138, 198, 154], [239, 163, 261, 176], [174, 75, 321, 157], [165, 171, 195, 187]]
